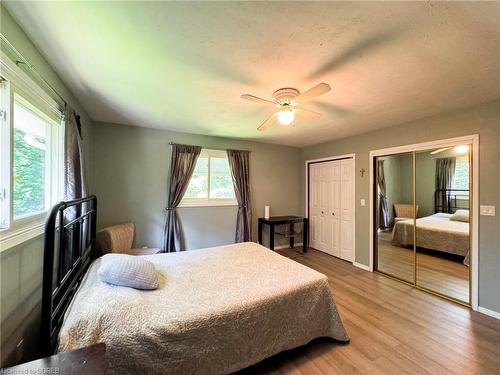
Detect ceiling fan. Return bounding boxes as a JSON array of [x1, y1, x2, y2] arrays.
[[241, 83, 331, 131]]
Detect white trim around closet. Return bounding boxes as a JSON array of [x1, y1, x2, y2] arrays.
[[368, 134, 479, 311], [478, 306, 500, 320], [305, 153, 356, 264]]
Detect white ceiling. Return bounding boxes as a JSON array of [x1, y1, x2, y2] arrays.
[[4, 1, 500, 147]]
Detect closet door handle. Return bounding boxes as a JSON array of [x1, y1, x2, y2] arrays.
[[321, 211, 324, 214], [332, 212, 335, 216]]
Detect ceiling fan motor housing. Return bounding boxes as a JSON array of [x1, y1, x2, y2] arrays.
[[273, 88, 300, 106]]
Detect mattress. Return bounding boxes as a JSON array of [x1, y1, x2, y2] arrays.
[[58, 242, 349, 374], [391, 213, 469, 263]]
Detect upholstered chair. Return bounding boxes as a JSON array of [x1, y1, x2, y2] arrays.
[[96, 223, 161, 256], [393, 204, 419, 224]]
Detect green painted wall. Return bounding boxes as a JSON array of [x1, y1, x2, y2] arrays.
[[379, 154, 413, 225], [91, 122, 302, 251], [0, 236, 43, 366], [301, 99, 500, 313]]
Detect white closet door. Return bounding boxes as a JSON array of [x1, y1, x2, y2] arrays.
[[340, 159, 354, 261], [327, 161, 341, 257], [309, 158, 354, 262], [320, 163, 331, 252], [309, 164, 323, 252], [310, 162, 332, 253]]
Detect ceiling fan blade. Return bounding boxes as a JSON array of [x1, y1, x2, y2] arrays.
[[308, 29, 400, 79], [257, 113, 276, 131], [295, 83, 331, 102], [430, 147, 452, 155], [315, 102, 351, 117], [241, 94, 275, 105], [295, 108, 322, 120]]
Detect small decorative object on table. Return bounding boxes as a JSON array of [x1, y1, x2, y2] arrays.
[[264, 205, 270, 219]]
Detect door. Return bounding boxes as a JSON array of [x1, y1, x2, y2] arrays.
[[310, 162, 330, 253], [374, 146, 472, 305], [327, 161, 341, 257], [309, 159, 353, 261], [374, 153, 415, 283], [415, 146, 471, 304], [309, 163, 321, 251], [340, 159, 354, 261]]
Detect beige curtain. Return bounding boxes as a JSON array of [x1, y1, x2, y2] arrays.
[[163, 144, 202, 252], [227, 150, 252, 242]]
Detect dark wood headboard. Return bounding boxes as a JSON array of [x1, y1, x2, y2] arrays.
[[41, 195, 97, 356]]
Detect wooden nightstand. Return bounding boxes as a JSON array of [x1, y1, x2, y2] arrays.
[[4, 343, 107, 375]]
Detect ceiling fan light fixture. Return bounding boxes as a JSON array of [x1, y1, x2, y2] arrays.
[[241, 83, 331, 130], [277, 105, 295, 125], [454, 145, 470, 154]]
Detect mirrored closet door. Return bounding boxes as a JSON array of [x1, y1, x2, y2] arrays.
[[415, 145, 471, 303], [375, 153, 415, 283], [374, 144, 471, 305]]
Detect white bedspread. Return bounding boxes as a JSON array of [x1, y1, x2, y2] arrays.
[[391, 213, 469, 263], [58, 242, 349, 374]]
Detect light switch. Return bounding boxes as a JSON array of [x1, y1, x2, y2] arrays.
[[360, 199, 366, 206], [480, 205, 496, 216]]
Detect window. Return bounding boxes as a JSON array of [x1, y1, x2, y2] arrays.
[[452, 155, 469, 198], [13, 95, 49, 218], [180, 149, 236, 206], [0, 63, 63, 246]]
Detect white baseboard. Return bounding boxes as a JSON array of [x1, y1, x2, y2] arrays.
[[478, 306, 500, 320], [353, 262, 371, 271], [272, 243, 303, 250]]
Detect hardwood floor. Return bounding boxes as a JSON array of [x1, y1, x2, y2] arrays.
[[238, 248, 500, 375], [377, 236, 469, 302]]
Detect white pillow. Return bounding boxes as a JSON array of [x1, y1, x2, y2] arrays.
[[98, 253, 159, 290], [450, 209, 470, 223]]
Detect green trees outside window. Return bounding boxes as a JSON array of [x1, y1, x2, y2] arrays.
[[13, 128, 46, 217]]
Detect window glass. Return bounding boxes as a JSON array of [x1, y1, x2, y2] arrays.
[[13, 98, 48, 218], [209, 157, 234, 199], [181, 150, 236, 205], [184, 157, 209, 199], [452, 156, 469, 191]]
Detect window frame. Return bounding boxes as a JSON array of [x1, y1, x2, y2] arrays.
[[179, 149, 237, 208], [0, 54, 64, 251]]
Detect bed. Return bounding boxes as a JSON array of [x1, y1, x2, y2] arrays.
[[391, 213, 469, 265], [42, 197, 349, 374]]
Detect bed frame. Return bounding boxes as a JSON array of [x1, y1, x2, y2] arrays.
[[434, 189, 469, 214], [41, 196, 97, 356]]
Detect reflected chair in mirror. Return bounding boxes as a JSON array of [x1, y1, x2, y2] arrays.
[[393, 204, 419, 224], [97, 223, 161, 256]]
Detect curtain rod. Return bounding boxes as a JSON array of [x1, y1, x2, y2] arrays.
[[0, 34, 67, 107], [168, 142, 251, 153]]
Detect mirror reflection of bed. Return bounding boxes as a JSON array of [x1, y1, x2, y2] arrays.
[[376, 146, 471, 304]]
